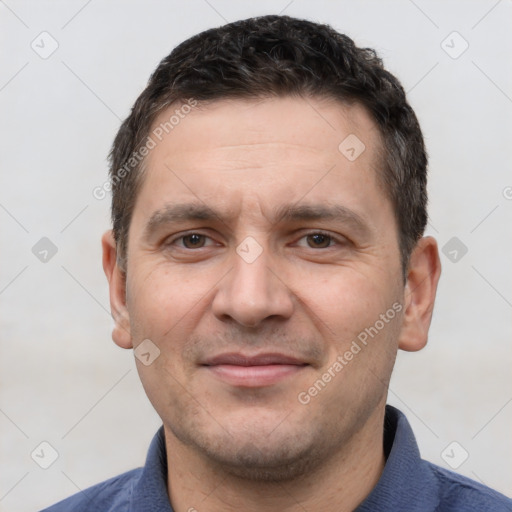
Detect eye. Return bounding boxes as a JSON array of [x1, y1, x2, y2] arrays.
[[170, 233, 214, 249], [305, 233, 333, 248], [182, 233, 206, 248], [296, 231, 341, 249]]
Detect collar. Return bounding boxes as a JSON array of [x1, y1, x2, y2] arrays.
[[356, 405, 440, 511], [129, 424, 173, 512]]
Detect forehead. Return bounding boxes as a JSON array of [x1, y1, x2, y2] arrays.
[[148, 96, 381, 169], [131, 96, 391, 231]]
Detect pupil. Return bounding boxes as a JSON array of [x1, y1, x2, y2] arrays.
[[309, 234, 330, 248], [186, 234, 203, 247]]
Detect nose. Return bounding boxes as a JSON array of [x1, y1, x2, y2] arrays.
[[211, 241, 295, 328]]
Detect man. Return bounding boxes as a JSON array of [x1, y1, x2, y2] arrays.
[[42, 14, 512, 512]]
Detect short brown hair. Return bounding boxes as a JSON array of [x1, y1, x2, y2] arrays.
[[109, 14, 428, 278]]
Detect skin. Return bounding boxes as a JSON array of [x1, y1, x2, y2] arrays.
[[102, 96, 441, 511]]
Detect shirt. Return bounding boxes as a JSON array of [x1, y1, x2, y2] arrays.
[[40, 405, 512, 511]]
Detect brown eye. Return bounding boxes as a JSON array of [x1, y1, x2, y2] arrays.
[[182, 234, 206, 248], [306, 233, 332, 248]]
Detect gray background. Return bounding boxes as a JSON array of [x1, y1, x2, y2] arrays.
[[1, 0, 511, 510]]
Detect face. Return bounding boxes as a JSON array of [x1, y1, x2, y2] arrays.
[[103, 96, 438, 481]]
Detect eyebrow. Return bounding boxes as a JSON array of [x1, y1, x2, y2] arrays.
[[144, 203, 223, 239], [273, 203, 368, 232], [143, 202, 371, 239], [273, 203, 371, 238]]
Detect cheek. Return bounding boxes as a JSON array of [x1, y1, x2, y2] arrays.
[[126, 264, 200, 341], [126, 267, 202, 411], [303, 272, 403, 407], [298, 269, 401, 352]]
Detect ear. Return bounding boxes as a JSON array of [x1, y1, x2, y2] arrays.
[[101, 230, 133, 349], [398, 236, 442, 352]]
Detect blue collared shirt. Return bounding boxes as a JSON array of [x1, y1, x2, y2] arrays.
[[40, 405, 512, 511]]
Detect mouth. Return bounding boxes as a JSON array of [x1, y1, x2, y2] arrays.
[[201, 353, 309, 387]]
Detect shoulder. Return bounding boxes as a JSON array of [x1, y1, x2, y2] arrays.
[[425, 461, 512, 511], [374, 406, 512, 511], [39, 468, 142, 512]]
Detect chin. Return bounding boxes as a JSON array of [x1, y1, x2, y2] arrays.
[[170, 413, 329, 482], [214, 440, 324, 482]]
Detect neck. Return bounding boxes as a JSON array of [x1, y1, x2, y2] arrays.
[[164, 405, 387, 512]]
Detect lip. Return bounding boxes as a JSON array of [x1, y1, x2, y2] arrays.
[[201, 352, 308, 387], [203, 352, 306, 366]]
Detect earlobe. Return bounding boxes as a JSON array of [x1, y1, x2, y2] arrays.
[[101, 230, 133, 349], [397, 236, 442, 352]]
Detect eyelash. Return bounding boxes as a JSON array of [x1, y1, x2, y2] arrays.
[[166, 230, 345, 250]]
